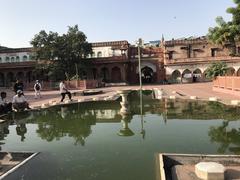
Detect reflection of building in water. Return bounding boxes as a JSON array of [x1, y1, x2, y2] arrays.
[[152, 88, 164, 100], [161, 99, 240, 121], [60, 107, 69, 119], [118, 90, 134, 137], [96, 110, 118, 120]]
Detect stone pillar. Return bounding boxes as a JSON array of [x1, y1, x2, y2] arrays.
[[122, 64, 126, 82]]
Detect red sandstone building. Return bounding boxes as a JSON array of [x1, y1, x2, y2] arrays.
[[1, 37, 240, 88], [0, 41, 164, 87]]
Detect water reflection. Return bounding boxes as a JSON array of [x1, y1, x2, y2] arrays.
[[161, 100, 240, 121], [35, 106, 95, 145], [16, 120, 27, 142], [0, 121, 9, 149], [140, 90, 145, 139], [118, 90, 134, 137], [209, 121, 240, 154], [0, 91, 240, 150]]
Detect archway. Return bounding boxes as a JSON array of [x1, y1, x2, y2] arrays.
[[80, 70, 87, 80], [111, 67, 122, 82], [16, 72, 24, 81], [97, 52, 102, 58], [141, 66, 153, 83], [193, 69, 202, 82], [100, 67, 109, 82], [6, 72, 14, 87], [26, 71, 32, 83], [202, 70, 212, 82], [0, 73, 5, 87], [171, 70, 181, 83], [237, 68, 240, 76], [92, 68, 97, 80], [182, 69, 192, 83], [226, 67, 235, 76]]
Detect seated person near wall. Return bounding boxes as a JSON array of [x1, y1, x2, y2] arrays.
[[12, 90, 31, 111], [0, 92, 12, 114]]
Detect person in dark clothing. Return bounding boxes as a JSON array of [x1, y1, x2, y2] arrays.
[[13, 80, 24, 94], [0, 92, 12, 114], [16, 123, 27, 142]]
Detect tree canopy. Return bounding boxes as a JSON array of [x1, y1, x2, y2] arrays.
[[208, 0, 240, 55], [31, 25, 92, 80], [205, 61, 228, 79]]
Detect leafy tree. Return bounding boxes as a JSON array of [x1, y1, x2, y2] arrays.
[[208, 0, 240, 55], [205, 62, 228, 79], [31, 25, 92, 81]]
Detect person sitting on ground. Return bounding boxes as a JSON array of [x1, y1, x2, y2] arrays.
[[0, 92, 12, 114], [34, 80, 42, 99], [59, 80, 72, 102], [12, 90, 31, 111], [13, 80, 24, 94]]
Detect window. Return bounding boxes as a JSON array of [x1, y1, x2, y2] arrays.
[[211, 48, 217, 57], [11, 57, 15, 62], [237, 47, 240, 55], [169, 51, 173, 60], [29, 55, 35, 60], [5, 57, 10, 62], [0, 57, 2, 63], [97, 51, 102, 57], [16, 56, 20, 62], [23, 55, 28, 61]]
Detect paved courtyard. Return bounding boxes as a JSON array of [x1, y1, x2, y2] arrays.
[[1, 82, 240, 108]]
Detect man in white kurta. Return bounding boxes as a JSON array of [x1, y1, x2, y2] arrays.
[[59, 81, 72, 102], [12, 90, 31, 111]]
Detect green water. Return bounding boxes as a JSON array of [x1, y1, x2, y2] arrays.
[[1, 91, 240, 180]]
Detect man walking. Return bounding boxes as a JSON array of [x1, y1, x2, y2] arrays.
[[13, 80, 24, 94], [59, 80, 72, 102], [34, 80, 42, 99]]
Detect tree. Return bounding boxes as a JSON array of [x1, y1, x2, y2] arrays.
[[31, 25, 92, 80], [208, 0, 240, 56], [205, 61, 228, 79]]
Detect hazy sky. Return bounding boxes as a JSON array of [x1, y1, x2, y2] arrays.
[[0, 0, 236, 47]]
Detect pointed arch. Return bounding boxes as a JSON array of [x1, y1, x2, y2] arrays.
[[193, 68, 202, 82], [111, 66, 122, 82], [226, 67, 235, 76], [0, 73, 5, 87], [171, 70, 181, 83]]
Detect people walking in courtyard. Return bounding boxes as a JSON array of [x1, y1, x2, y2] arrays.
[[0, 92, 12, 114], [13, 80, 24, 94], [12, 90, 31, 111], [59, 80, 72, 102], [34, 80, 42, 99]]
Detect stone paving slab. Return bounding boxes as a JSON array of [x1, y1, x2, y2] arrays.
[[1, 82, 240, 109]]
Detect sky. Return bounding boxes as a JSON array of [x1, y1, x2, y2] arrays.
[[0, 0, 236, 48]]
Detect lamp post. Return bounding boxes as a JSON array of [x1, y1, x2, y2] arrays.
[[137, 38, 143, 90]]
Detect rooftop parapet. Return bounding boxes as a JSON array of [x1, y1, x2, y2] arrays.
[[164, 36, 207, 46], [0, 47, 33, 54], [91, 40, 129, 48]]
